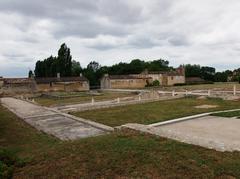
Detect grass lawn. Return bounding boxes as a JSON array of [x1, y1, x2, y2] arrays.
[[35, 92, 137, 107], [1, 105, 240, 178], [151, 82, 240, 91], [211, 110, 240, 118], [72, 97, 240, 127]]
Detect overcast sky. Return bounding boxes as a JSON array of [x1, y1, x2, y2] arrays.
[[1, 0, 240, 77]]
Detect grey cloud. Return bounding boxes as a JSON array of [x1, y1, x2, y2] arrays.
[[0, 0, 143, 39], [98, 0, 144, 24], [1, 0, 240, 77], [87, 43, 118, 51], [3, 52, 26, 58], [19, 36, 39, 43], [54, 18, 128, 39], [168, 35, 190, 46], [128, 36, 160, 49], [0, 0, 98, 19]]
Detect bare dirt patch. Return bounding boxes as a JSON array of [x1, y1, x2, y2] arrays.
[[194, 104, 218, 109]]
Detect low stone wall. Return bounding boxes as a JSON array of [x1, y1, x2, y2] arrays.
[[1, 85, 36, 95], [110, 79, 148, 89], [37, 82, 89, 92]]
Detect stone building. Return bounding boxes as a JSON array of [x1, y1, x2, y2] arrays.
[[35, 76, 89, 92], [101, 66, 185, 89], [141, 66, 185, 86], [0, 78, 37, 94], [101, 74, 152, 89], [0, 74, 89, 94]]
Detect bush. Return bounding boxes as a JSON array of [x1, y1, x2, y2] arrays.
[[152, 80, 160, 86], [145, 80, 160, 87], [0, 161, 14, 179], [0, 148, 25, 179]]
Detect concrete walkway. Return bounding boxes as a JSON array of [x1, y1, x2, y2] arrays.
[[1, 97, 113, 140], [123, 114, 240, 152]]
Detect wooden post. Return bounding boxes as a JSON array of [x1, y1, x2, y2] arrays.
[[91, 97, 94, 105], [233, 85, 236, 96], [208, 90, 211, 96], [172, 90, 175, 97]]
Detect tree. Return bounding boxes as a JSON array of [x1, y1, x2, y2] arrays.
[[28, 70, 34, 78], [57, 43, 72, 77], [185, 64, 201, 77], [71, 60, 82, 76], [146, 59, 170, 71], [34, 43, 73, 77], [83, 61, 101, 87], [200, 66, 215, 81], [214, 72, 228, 82], [87, 61, 100, 72], [129, 59, 145, 74]]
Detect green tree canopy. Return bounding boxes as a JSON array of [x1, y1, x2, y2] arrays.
[[34, 43, 73, 77]]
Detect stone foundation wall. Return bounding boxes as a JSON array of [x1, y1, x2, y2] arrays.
[[37, 82, 89, 92], [1, 84, 36, 94], [110, 79, 149, 89]]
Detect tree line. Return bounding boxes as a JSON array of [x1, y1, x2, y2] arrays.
[[30, 43, 240, 86]]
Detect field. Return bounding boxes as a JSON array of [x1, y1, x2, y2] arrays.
[[34, 91, 137, 107], [72, 97, 240, 127], [153, 82, 240, 91], [1, 105, 240, 178]]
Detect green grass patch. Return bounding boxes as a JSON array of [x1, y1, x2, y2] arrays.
[[211, 110, 240, 118], [1, 104, 240, 178], [72, 97, 240, 127], [160, 82, 240, 91]]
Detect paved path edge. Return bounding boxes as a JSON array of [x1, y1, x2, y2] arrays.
[[1, 98, 114, 132], [148, 108, 240, 127]]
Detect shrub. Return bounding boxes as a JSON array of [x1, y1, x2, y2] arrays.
[[145, 80, 160, 87], [0, 148, 25, 178], [152, 80, 160, 86]]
